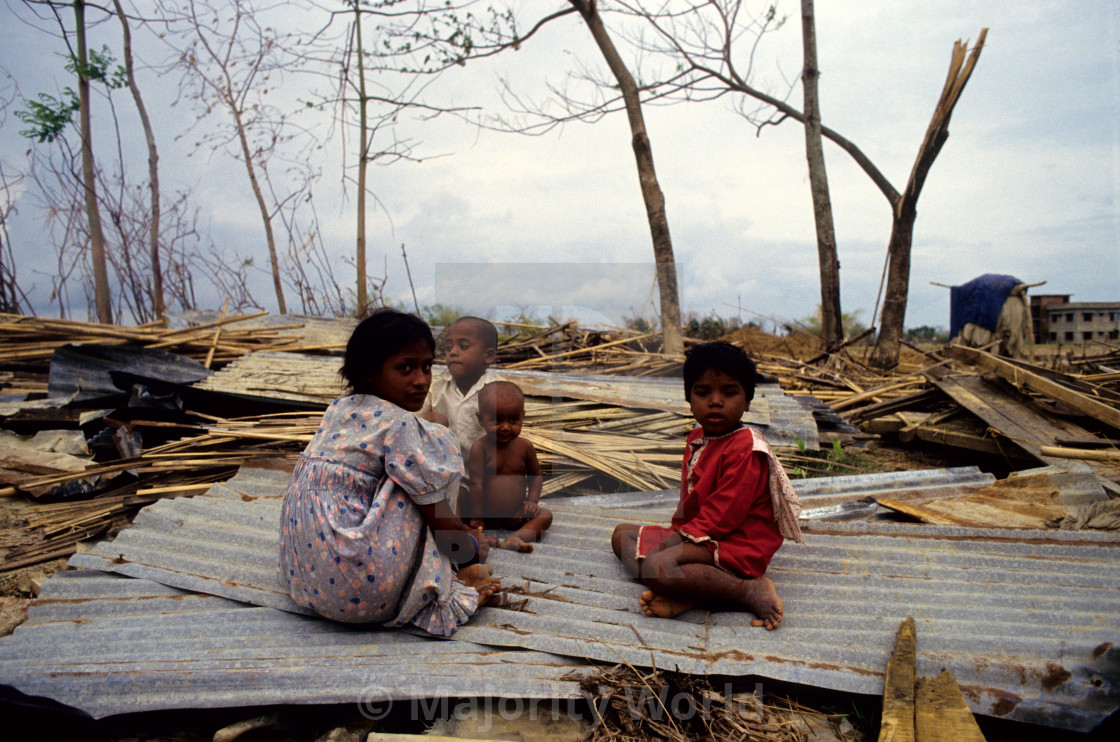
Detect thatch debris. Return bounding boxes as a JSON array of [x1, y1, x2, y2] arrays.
[[573, 664, 861, 741], [2, 311, 1119, 577]]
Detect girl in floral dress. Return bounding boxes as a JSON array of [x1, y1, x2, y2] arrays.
[[279, 308, 500, 636]]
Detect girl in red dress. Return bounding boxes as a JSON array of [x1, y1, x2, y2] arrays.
[[610, 342, 803, 630]]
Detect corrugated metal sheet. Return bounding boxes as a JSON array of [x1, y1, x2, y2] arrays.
[[546, 466, 998, 519], [876, 462, 1109, 528], [47, 344, 212, 401], [168, 310, 356, 349], [50, 466, 1120, 732], [0, 570, 588, 719], [194, 352, 818, 448]]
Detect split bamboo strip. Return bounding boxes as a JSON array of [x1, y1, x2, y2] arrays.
[[505, 332, 660, 369], [1037, 446, 1120, 462], [829, 377, 928, 412], [521, 430, 662, 492], [204, 429, 315, 444], [135, 482, 221, 495]]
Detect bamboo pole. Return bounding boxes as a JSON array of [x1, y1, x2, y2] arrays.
[[204, 298, 230, 368], [505, 332, 660, 369]]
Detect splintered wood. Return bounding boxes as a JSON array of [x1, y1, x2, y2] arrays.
[[878, 617, 985, 742], [4, 310, 1120, 577]]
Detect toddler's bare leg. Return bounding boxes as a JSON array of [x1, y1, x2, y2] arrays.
[[500, 508, 554, 553]]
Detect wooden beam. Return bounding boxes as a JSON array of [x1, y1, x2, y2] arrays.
[[878, 617, 916, 742], [945, 345, 1120, 429], [915, 670, 986, 741]]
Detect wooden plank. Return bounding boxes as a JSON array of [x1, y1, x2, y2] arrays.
[[915, 670, 986, 741], [878, 617, 916, 742], [910, 426, 1006, 456], [863, 411, 1010, 457], [946, 345, 1120, 429], [928, 374, 1095, 465], [878, 492, 1067, 528]]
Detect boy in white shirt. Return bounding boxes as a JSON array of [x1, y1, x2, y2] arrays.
[[420, 316, 500, 511]]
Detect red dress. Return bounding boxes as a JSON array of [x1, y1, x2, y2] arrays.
[[636, 426, 785, 579]]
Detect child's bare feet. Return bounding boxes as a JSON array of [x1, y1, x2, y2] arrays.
[[456, 563, 503, 606], [639, 589, 695, 618], [456, 563, 492, 583], [743, 577, 783, 630], [474, 581, 503, 606], [499, 535, 533, 553]]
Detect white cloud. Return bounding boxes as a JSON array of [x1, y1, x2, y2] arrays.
[[2, 0, 1116, 330]]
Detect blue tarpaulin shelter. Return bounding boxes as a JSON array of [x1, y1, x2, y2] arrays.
[[949, 273, 1023, 339]]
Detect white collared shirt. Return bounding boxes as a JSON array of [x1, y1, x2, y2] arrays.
[[419, 368, 500, 469]]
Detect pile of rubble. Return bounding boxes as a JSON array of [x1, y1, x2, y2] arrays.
[[2, 313, 1118, 579], [1, 312, 1119, 739]]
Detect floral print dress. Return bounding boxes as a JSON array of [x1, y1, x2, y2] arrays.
[[278, 394, 479, 636]]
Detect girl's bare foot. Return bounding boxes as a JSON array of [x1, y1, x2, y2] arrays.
[[500, 536, 533, 553], [474, 580, 503, 606], [639, 589, 696, 618], [456, 564, 503, 606], [456, 563, 493, 584], [742, 577, 783, 630]]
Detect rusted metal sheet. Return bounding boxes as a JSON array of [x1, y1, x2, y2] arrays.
[[877, 462, 1109, 528], [0, 570, 588, 719], [57, 466, 1120, 732]]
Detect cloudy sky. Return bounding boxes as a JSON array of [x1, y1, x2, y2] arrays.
[[1, 0, 1116, 333]]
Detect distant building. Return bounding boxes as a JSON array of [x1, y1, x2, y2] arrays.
[[1030, 294, 1071, 343], [1044, 301, 1120, 344]]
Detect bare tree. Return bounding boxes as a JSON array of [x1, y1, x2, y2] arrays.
[[0, 74, 32, 314], [799, 0, 840, 349], [163, 0, 317, 314], [347, 0, 378, 314], [72, 0, 113, 322], [425, 1, 685, 352], [15, 2, 138, 323], [24, 136, 266, 318], [0, 164, 31, 315], [111, 0, 164, 320], [615, 1, 987, 368], [15, 1, 123, 321], [567, 0, 683, 354], [293, 0, 493, 316], [316, 2, 685, 347]]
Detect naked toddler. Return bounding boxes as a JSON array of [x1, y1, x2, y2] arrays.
[[466, 381, 553, 552]]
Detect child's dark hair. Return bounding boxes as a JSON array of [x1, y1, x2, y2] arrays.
[[341, 308, 434, 393], [478, 380, 524, 410], [683, 342, 758, 401], [451, 316, 499, 351]]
